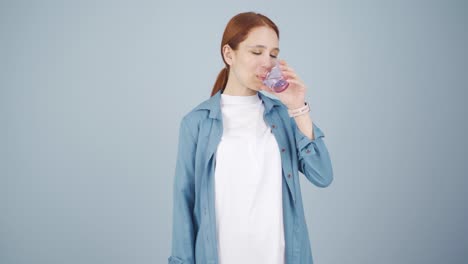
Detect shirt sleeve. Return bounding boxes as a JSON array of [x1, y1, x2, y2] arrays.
[[293, 121, 334, 188], [169, 118, 197, 264]]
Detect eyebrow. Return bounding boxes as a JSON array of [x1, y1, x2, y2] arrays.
[[247, 45, 280, 52]]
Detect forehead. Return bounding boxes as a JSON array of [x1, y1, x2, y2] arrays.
[[240, 26, 279, 49]]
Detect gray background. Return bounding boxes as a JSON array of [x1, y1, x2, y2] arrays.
[[2, 0, 467, 263]]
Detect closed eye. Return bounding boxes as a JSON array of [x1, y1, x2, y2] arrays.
[[251, 51, 278, 58]]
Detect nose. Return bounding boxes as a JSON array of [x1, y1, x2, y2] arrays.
[[261, 55, 276, 71]]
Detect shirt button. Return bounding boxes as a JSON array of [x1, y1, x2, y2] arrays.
[[287, 173, 291, 178], [281, 148, 285, 152], [271, 124, 276, 129], [306, 149, 311, 154]]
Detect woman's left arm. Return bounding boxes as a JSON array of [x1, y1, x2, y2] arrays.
[[292, 118, 333, 188], [293, 111, 314, 140], [261, 60, 333, 187]]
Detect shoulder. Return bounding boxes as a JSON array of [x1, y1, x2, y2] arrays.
[[179, 97, 213, 133]]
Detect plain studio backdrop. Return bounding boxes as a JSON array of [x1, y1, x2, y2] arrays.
[[2, 0, 467, 263]]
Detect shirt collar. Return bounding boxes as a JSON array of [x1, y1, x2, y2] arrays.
[[193, 90, 282, 120]]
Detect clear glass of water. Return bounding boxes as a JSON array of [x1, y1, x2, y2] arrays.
[[263, 60, 289, 93]]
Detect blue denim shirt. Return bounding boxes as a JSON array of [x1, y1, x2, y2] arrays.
[[169, 90, 333, 264]]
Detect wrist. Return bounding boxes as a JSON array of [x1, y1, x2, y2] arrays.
[[286, 101, 306, 109], [287, 102, 310, 117]]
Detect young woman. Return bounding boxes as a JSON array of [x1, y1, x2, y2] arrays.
[[169, 12, 333, 264]]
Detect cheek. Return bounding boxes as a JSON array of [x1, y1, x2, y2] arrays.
[[246, 62, 260, 76], [236, 59, 261, 83], [239, 62, 256, 77]]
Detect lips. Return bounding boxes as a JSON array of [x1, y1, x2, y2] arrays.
[[256, 72, 268, 81]]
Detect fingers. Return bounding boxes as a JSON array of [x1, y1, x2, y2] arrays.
[[279, 62, 293, 73], [279, 61, 299, 80], [282, 69, 302, 83], [278, 60, 307, 90], [282, 71, 298, 80], [286, 78, 306, 89], [279, 60, 294, 72]]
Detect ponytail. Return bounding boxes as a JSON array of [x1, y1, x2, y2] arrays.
[[211, 67, 229, 96]]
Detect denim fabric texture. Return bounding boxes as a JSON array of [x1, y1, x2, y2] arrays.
[[169, 90, 333, 264]]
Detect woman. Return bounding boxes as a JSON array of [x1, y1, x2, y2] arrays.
[[169, 12, 333, 264]]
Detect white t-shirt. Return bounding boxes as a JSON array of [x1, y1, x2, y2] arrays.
[[214, 93, 285, 264]]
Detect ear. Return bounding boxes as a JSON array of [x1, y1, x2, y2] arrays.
[[222, 44, 234, 66]]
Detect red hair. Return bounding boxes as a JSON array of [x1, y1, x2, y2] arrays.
[[210, 12, 280, 96]]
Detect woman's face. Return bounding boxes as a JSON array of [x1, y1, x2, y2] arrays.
[[226, 26, 280, 91]]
